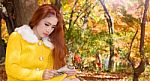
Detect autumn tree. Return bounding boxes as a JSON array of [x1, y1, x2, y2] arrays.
[[0, 3, 6, 62], [127, 0, 149, 81], [11, 0, 38, 26], [99, 0, 114, 72]]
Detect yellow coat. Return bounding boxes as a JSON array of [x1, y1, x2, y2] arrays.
[[5, 25, 67, 81]]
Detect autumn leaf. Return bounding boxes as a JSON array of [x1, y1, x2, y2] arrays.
[[1, 19, 9, 43]]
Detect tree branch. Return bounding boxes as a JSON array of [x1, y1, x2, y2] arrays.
[[127, 29, 138, 69], [99, 0, 113, 34], [68, 0, 78, 29]]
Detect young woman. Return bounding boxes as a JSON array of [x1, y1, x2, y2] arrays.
[[5, 4, 80, 81]]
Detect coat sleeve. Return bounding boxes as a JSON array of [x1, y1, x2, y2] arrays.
[[5, 32, 44, 80]]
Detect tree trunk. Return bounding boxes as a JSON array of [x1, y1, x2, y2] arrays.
[[50, 0, 62, 10], [132, 0, 149, 80], [13, 0, 38, 26], [133, 60, 145, 81], [133, 73, 139, 81], [99, 0, 114, 72], [54, 0, 62, 10], [2, 0, 15, 34], [0, 9, 6, 61], [108, 45, 114, 71]]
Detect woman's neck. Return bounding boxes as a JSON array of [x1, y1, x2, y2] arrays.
[[32, 27, 42, 40]]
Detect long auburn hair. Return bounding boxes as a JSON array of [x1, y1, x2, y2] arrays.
[[29, 4, 68, 69]]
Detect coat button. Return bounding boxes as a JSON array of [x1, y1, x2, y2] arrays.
[[39, 56, 44, 61], [38, 42, 42, 46], [36, 68, 40, 71]]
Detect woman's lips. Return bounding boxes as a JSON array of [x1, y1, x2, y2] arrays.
[[43, 33, 49, 36]]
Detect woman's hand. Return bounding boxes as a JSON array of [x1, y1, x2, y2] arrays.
[[42, 69, 57, 80], [65, 69, 77, 76]]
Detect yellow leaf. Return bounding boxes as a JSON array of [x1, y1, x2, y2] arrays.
[[1, 19, 9, 43], [50, 0, 55, 4]]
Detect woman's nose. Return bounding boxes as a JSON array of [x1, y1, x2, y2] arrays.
[[46, 27, 51, 31], [46, 27, 53, 33]]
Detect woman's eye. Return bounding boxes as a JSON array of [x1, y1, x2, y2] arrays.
[[52, 26, 56, 28], [45, 23, 49, 26]]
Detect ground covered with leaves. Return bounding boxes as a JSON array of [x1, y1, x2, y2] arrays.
[[0, 64, 149, 81]]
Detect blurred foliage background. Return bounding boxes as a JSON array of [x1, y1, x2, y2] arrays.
[[1, 0, 150, 80]]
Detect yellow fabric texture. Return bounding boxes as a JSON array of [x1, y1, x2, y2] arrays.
[[5, 32, 67, 81]]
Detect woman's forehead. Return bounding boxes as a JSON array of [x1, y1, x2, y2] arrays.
[[42, 16, 58, 24]]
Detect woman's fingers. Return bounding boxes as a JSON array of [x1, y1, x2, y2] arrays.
[[43, 68, 78, 80], [43, 69, 57, 80], [65, 69, 77, 76], [48, 70, 58, 76], [43, 69, 51, 80]]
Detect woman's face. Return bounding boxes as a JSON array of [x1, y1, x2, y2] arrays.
[[35, 15, 58, 38]]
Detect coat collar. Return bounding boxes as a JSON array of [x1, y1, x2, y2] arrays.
[[15, 25, 54, 49]]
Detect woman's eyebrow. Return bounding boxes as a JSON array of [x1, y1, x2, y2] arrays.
[[47, 22, 56, 26], [46, 22, 52, 25]]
